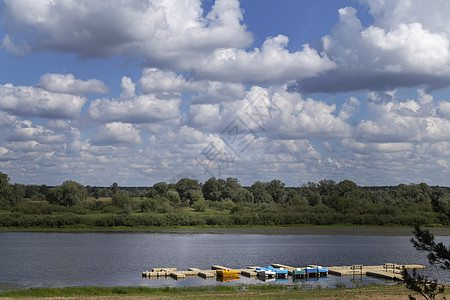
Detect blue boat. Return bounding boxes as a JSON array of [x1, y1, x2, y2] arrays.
[[256, 267, 276, 278], [305, 267, 318, 277], [317, 266, 328, 277], [269, 266, 288, 278]]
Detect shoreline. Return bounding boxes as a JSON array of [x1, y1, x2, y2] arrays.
[[1, 225, 450, 236]]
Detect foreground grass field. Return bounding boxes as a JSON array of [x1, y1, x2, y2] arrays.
[[1, 284, 449, 299]]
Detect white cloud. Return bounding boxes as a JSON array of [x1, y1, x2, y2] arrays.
[[6, 120, 65, 144], [138, 68, 202, 94], [93, 122, 142, 146], [437, 101, 450, 119], [0, 84, 86, 119], [299, 3, 450, 93], [88, 77, 181, 123], [1, 0, 252, 62], [193, 35, 336, 84], [37, 73, 109, 95], [1, 1, 338, 85], [339, 97, 360, 120], [191, 81, 245, 104]]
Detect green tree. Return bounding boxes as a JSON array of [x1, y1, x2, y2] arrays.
[[167, 189, 180, 204], [111, 182, 120, 195], [112, 192, 130, 209], [266, 179, 286, 203], [153, 182, 168, 196], [0, 172, 11, 207], [175, 178, 201, 201], [47, 180, 88, 207], [404, 191, 450, 299], [202, 177, 221, 201], [234, 187, 254, 203], [192, 193, 207, 212], [250, 181, 273, 203], [8, 183, 25, 207]]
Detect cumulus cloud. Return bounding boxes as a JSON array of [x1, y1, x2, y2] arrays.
[[354, 90, 450, 144], [1, 1, 338, 84], [88, 77, 181, 123], [1, 0, 252, 61], [37, 73, 109, 95], [138, 68, 202, 94], [191, 81, 245, 104], [298, 3, 450, 93], [6, 120, 65, 144], [0, 83, 87, 119], [92, 122, 142, 146], [188, 85, 353, 140], [193, 35, 336, 84]]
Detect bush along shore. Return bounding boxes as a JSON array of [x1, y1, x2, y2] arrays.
[[1, 172, 449, 228]]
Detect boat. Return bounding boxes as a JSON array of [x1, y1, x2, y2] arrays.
[[216, 269, 240, 277], [305, 266, 319, 277], [272, 267, 288, 278], [317, 266, 328, 277], [293, 268, 306, 278], [256, 267, 276, 278]]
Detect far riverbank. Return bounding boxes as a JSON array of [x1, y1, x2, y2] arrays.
[[1, 225, 450, 236]]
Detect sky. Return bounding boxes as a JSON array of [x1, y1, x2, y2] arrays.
[[0, 0, 450, 187]]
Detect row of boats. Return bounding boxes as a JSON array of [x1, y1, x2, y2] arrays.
[[216, 265, 329, 279]]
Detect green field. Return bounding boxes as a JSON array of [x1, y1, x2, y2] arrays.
[[1, 284, 448, 299]]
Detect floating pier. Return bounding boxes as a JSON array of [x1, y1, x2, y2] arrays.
[[142, 263, 425, 281], [327, 263, 424, 281]]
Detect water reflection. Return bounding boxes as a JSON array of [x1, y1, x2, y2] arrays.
[[216, 275, 240, 282]]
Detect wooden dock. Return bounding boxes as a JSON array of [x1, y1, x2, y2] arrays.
[[327, 263, 425, 281], [142, 263, 425, 281]]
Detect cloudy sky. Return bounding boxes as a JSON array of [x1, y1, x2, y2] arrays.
[[1, 0, 450, 187]]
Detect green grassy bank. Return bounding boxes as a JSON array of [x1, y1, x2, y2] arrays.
[[1, 284, 445, 299]]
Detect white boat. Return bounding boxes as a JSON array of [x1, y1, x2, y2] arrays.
[[256, 267, 276, 278]]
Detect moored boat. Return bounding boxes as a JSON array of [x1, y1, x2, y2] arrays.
[[216, 269, 241, 277], [293, 268, 306, 278], [256, 267, 276, 278], [318, 266, 328, 276]]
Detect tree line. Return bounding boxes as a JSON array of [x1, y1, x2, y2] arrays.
[[0, 172, 449, 228]]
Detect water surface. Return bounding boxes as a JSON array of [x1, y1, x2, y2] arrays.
[[0, 232, 448, 290]]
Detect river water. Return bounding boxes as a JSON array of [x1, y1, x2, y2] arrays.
[[0, 231, 449, 290]]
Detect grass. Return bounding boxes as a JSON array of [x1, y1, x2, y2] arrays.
[[1, 284, 446, 299]]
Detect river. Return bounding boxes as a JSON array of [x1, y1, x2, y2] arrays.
[[0, 230, 449, 290]]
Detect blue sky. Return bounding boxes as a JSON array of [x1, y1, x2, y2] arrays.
[[0, 0, 450, 187]]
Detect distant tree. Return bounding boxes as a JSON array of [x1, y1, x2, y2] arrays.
[[287, 190, 307, 206], [112, 192, 130, 209], [8, 183, 25, 207], [47, 180, 88, 207], [222, 177, 241, 201], [202, 177, 221, 201], [192, 193, 207, 212], [153, 182, 168, 196], [0, 172, 11, 207], [175, 178, 201, 201], [166, 189, 180, 204], [251, 181, 273, 203], [234, 187, 254, 203], [111, 182, 120, 195], [266, 179, 286, 203]]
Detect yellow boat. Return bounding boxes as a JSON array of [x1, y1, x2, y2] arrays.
[[216, 269, 241, 277]]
